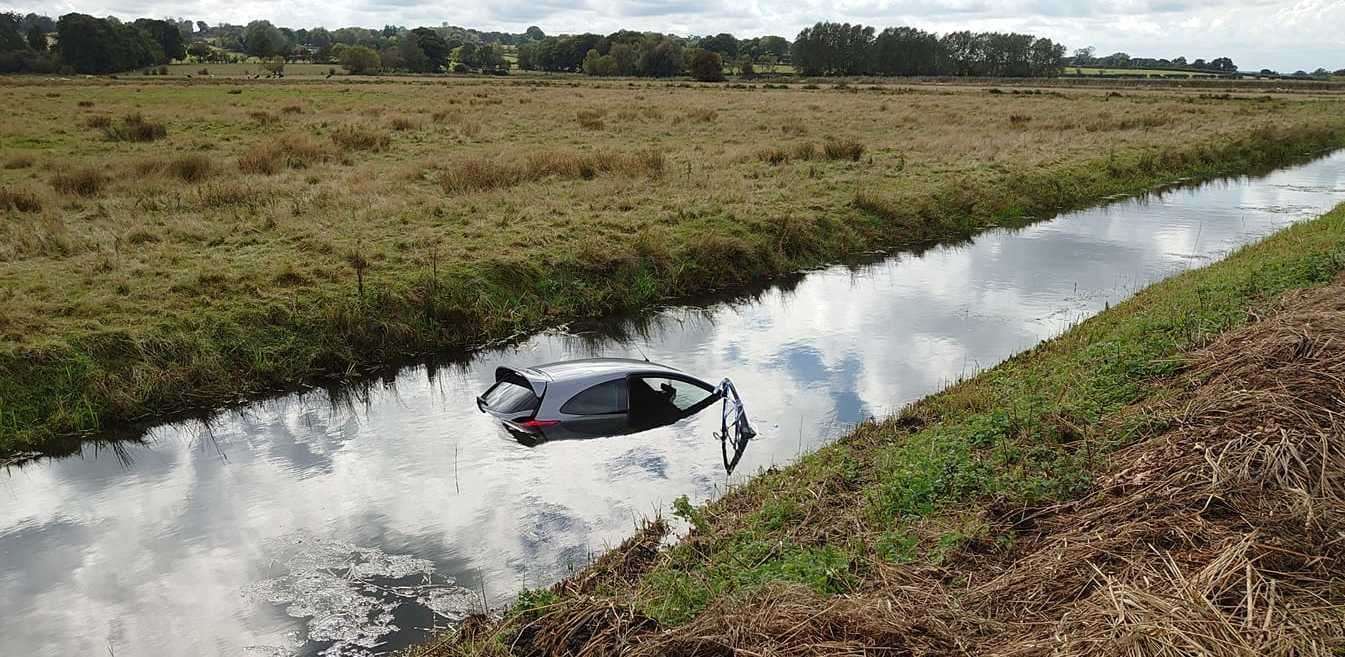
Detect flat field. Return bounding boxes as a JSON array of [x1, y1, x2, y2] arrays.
[[1, 76, 1343, 449]]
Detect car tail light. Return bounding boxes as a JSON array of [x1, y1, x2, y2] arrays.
[[515, 418, 560, 429]]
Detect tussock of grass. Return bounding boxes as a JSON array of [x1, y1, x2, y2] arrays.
[[0, 187, 43, 213], [280, 104, 304, 115], [102, 113, 167, 142], [439, 149, 665, 194], [84, 115, 111, 129], [196, 181, 262, 208], [4, 155, 34, 169], [822, 137, 864, 161], [168, 154, 215, 182], [330, 124, 391, 151], [50, 167, 106, 197], [576, 109, 606, 130], [238, 135, 329, 174], [389, 115, 423, 131], [249, 110, 279, 125]]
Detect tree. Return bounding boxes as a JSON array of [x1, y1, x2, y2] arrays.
[[396, 33, 429, 71], [516, 42, 536, 69], [793, 22, 874, 76], [455, 41, 477, 67], [686, 48, 724, 81], [1072, 46, 1094, 65], [243, 20, 286, 58], [2, 12, 29, 51], [187, 41, 210, 60], [56, 13, 160, 74], [1209, 56, 1236, 72], [872, 26, 943, 76], [582, 48, 616, 76], [524, 26, 544, 41], [411, 27, 449, 69], [338, 44, 380, 74], [610, 42, 637, 75], [699, 33, 738, 59], [25, 23, 44, 52], [134, 18, 186, 62], [638, 38, 683, 77]]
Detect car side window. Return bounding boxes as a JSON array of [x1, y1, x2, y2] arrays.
[[559, 379, 628, 415], [630, 377, 715, 412]]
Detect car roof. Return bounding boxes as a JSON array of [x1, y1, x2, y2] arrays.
[[526, 357, 687, 381]]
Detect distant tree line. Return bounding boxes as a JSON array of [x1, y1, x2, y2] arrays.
[[5, 11, 1338, 81], [1067, 47, 1237, 73], [791, 23, 1067, 77]]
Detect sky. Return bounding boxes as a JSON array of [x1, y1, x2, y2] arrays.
[[4, 0, 1342, 72]]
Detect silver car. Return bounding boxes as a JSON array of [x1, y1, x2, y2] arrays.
[[477, 358, 724, 443]]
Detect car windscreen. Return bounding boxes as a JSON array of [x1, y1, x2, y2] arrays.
[[482, 380, 540, 415]]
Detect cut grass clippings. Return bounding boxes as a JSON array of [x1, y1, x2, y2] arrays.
[[416, 200, 1345, 656]]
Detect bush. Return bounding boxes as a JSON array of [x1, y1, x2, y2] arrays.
[[822, 137, 864, 161], [0, 187, 43, 213], [330, 125, 391, 151], [389, 115, 422, 131], [51, 167, 106, 197], [687, 49, 725, 82], [103, 113, 167, 142]]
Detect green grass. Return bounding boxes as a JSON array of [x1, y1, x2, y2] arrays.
[[479, 200, 1345, 633]]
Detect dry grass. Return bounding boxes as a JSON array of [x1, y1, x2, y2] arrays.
[[2, 76, 1343, 446], [330, 124, 391, 151], [439, 149, 665, 193], [50, 167, 106, 197], [0, 187, 42, 213], [389, 115, 423, 131], [576, 109, 606, 130], [822, 137, 864, 161], [238, 134, 330, 174]]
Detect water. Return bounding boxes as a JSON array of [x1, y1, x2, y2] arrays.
[[4, 152, 1345, 657]]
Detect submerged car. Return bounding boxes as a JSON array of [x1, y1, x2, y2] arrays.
[[477, 358, 726, 441], [478, 357, 758, 472]]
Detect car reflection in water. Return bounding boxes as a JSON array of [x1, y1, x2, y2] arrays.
[[477, 358, 755, 473]]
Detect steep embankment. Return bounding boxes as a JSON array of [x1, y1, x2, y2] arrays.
[[417, 202, 1345, 656]]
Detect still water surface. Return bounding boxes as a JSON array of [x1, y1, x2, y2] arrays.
[[4, 151, 1345, 657]]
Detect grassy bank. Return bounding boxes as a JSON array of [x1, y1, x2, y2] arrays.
[[420, 201, 1345, 655], [2, 78, 1344, 452]]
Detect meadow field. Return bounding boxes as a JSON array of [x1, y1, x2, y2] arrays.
[[2, 76, 1344, 450]]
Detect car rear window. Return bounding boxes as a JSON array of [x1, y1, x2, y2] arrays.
[[482, 381, 540, 415], [559, 379, 628, 415]]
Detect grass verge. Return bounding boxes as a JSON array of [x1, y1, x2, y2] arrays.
[[416, 200, 1345, 655], [1, 123, 1343, 454]]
